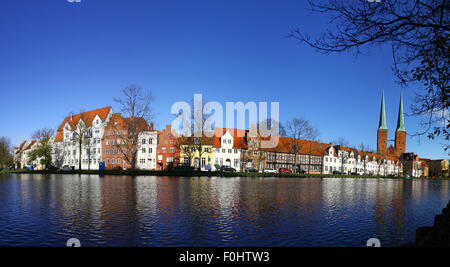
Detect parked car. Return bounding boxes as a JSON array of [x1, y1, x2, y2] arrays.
[[46, 165, 59, 171], [296, 169, 306, 174], [246, 168, 258, 173], [61, 165, 74, 171], [333, 170, 342, 175], [174, 164, 195, 171], [279, 168, 292, 174], [350, 172, 359, 176], [263, 168, 277, 173], [220, 166, 236, 172]]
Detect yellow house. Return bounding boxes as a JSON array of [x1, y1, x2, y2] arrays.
[[180, 136, 214, 171]]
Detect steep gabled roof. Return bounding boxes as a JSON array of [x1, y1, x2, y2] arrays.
[[55, 107, 112, 142], [24, 141, 36, 151], [213, 127, 248, 149]]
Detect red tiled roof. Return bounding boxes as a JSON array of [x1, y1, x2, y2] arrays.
[[262, 136, 328, 156], [55, 107, 112, 142], [106, 113, 152, 132], [24, 141, 36, 150], [19, 141, 27, 151], [213, 127, 248, 149]]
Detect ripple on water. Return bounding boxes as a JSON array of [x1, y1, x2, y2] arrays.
[[0, 174, 448, 246]]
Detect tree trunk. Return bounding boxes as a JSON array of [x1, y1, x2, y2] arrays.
[[78, 142, 82, 172]]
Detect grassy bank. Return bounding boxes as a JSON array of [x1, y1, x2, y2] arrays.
[[2, 169, 449, 180]]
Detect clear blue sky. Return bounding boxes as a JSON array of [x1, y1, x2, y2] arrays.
[[0, 0, 447, 159]]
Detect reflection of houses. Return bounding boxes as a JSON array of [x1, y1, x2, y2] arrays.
[[212, 127, 247, 171]]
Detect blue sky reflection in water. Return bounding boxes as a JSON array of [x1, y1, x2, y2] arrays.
[[0, 174, 448, 247]]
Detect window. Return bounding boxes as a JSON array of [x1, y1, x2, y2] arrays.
[[228, 149, 232, 153], [106, 159, 110, 165], [170, 147, 175, 153], [149, 148, 152, 153], [234, 159, 238, 167], [111, 150, 115, 155], [228, 139, 231, 144], [112, 159, 115, 164], [142, 139, 146, 144], [106, 131, 110, 136], [117, 131, 120, 135], [106, 140, 109, 145], [234, 149, 238, 153], [162, 147, 167, 153], [122, 130, 126, 135], [149, 138, 152, 144], [222, 149, 225, 153], [117, 139, 121, 145], [111, 140, 115, 145], [142, 148, 146, 153], [111, 131, 115, 136], [117, 159, 121, 164], [202, 158, 206, 166], [140, 159, 146, 164]]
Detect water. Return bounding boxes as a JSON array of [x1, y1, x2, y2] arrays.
[[0, 173, 448, 247]]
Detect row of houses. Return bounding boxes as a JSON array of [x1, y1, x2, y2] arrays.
[[12, 92, 436, 177]]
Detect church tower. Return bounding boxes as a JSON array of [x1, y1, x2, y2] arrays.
[[377, 90, 388, 155], [395, 92, 406, 157]]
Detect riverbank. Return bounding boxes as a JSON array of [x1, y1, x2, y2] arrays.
[[2, 169, 449, 180], [414, 200, 450, 247]]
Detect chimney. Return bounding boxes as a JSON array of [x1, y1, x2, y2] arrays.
[[150, 123, 154, 131], [70, 112, 73, 121]]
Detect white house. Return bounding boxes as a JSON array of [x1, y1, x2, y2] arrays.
[[136, 131, 158, 170], [53, 107, 113, 170], [212, 128, 246, 171]]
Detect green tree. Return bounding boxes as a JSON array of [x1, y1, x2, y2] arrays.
[[29, 128, 55, 169], [28, 144, 52, 167]]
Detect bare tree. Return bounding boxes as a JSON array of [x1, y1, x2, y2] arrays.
[[290, 0, 449, 152], [0, 137, 13, 169], [65, 112, 92, 171], [284, 118, 318, 173], [333, 137, 350, 147], [31, 128, 54, 144], [306, 130, 321, 174], [358, 143, 372, 175], [113, 84, 154, 170]]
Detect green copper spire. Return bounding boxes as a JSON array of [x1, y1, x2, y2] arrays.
[[378, 90, 387, 130], [396, 91, 406, 132]]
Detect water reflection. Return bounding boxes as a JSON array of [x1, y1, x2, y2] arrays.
[[0, 174, 448, 247]]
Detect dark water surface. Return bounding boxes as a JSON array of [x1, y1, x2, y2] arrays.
[[0, 173, 448, 247]]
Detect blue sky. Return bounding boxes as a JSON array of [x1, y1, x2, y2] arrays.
[[0, 0, 447, 159]]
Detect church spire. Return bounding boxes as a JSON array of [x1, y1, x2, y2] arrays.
[[378, 89, 387, 130], [396, 91, 406, 132]]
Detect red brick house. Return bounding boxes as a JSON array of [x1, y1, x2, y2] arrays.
[[156, 125, 180, 170]]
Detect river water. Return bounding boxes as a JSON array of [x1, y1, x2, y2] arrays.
[[0, 173, 448, 247]]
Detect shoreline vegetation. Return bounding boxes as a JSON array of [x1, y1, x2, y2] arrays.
[[1, 169, 449, 180]]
